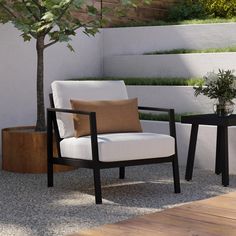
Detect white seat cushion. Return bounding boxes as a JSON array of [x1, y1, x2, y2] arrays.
[[60, 132, 175, 162], [51, 81, 128, 138]]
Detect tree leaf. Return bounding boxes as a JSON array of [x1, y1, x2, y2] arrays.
[[67, 43, 75, 52], [21, 33, 31, 41]]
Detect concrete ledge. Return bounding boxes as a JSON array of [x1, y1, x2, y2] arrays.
[[104, 53, 236, 78]]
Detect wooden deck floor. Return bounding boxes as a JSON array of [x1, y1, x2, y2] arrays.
[[73, 192, 236, 236]]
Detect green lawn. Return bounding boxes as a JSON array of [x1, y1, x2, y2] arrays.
[[139, 112, 194, 122], [144, 45, 236, 55], [70, 77, 203, 86], [110, 17, 236, 28]]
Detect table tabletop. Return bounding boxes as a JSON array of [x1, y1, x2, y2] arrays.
[[181, 114, 236, 126]]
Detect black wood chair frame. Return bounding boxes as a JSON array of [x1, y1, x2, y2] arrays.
[[47, 96, 181, 204]]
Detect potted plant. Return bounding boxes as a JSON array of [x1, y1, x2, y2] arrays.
[[194, 69, 236, 116], [0, 0, 150, 173]]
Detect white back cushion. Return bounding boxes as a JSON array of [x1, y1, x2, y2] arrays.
[[51, 80, 128, 138]]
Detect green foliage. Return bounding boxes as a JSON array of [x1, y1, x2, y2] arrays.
[[121, 78, 203, 86], [0, 0, 100, 48], [168, 0, 236, 22], [111, 17, 236, 28], [70, 77, 203, 86], [199, 0, 236, 18], [0, 0, 150, 47], [145, 45, 236, 55], [194, 69, 236, 103], [167, 0, 206, 21], [139, 112, 194, 122]]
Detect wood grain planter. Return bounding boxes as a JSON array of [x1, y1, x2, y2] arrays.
[[2, 126, 74, 173]]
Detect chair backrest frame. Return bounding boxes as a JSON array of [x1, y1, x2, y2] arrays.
[[49, 93, 62, 157]]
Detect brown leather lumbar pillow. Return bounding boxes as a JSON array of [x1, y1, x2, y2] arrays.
[[70, 98, 142, 137]]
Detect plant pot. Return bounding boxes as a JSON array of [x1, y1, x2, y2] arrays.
[[213, 101, 234, 116], [2, 126, 74, 173]]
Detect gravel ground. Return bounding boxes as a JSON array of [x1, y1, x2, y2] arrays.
[[0, 164, 235, 236]]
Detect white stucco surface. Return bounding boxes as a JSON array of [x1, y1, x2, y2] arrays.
[[103, 23, 236, 56], [104, 53, 236, 78], [127, 86, 214, 113]]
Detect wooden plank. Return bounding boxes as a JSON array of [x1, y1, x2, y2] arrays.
[[2, 127, 74, 173], [72, 192, 236, 236]]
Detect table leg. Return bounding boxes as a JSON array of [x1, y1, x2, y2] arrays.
[[185, 124, 199, 181], [221, 126, 229, 187], [215, 126, 222, 175]]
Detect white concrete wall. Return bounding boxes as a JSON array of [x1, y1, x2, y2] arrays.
[[103, 23, 236, 56], [127, 86, 215, 113], [0, 23, 103, 158], [141, 120, 236, 174], [104, 53, 236, 78]]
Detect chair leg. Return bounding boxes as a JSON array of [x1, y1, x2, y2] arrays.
[[93, 168, 102, 204], [172, 156, 181, 193], [119, 167, 125, 179], [47, 160, 54, 187]]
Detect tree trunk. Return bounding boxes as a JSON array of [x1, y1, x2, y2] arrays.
[[36, 36, 46, 131]]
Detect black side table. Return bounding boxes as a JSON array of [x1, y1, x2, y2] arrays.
[[181, 114, 236, 187]]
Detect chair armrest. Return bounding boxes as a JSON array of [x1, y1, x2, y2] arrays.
[[47, 107, 94, 116], [47, 108, 99, 162], [138, 106, 176, 139], [138, 106, 174, 113]]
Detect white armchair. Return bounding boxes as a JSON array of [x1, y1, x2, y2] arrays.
[[47, 80, 180, 204]]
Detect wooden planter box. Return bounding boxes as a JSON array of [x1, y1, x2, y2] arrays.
[[2, 126, 74, 173]]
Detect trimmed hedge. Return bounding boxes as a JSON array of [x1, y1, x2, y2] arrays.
[[145, 45, 236, 55], [139, 112, 194, 122], [70, 77, 203, 86], [168, 0, 236, 22], [201, 0, 236, 18], [112, 17, 236, 28], [168, 0, 206, 21]]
